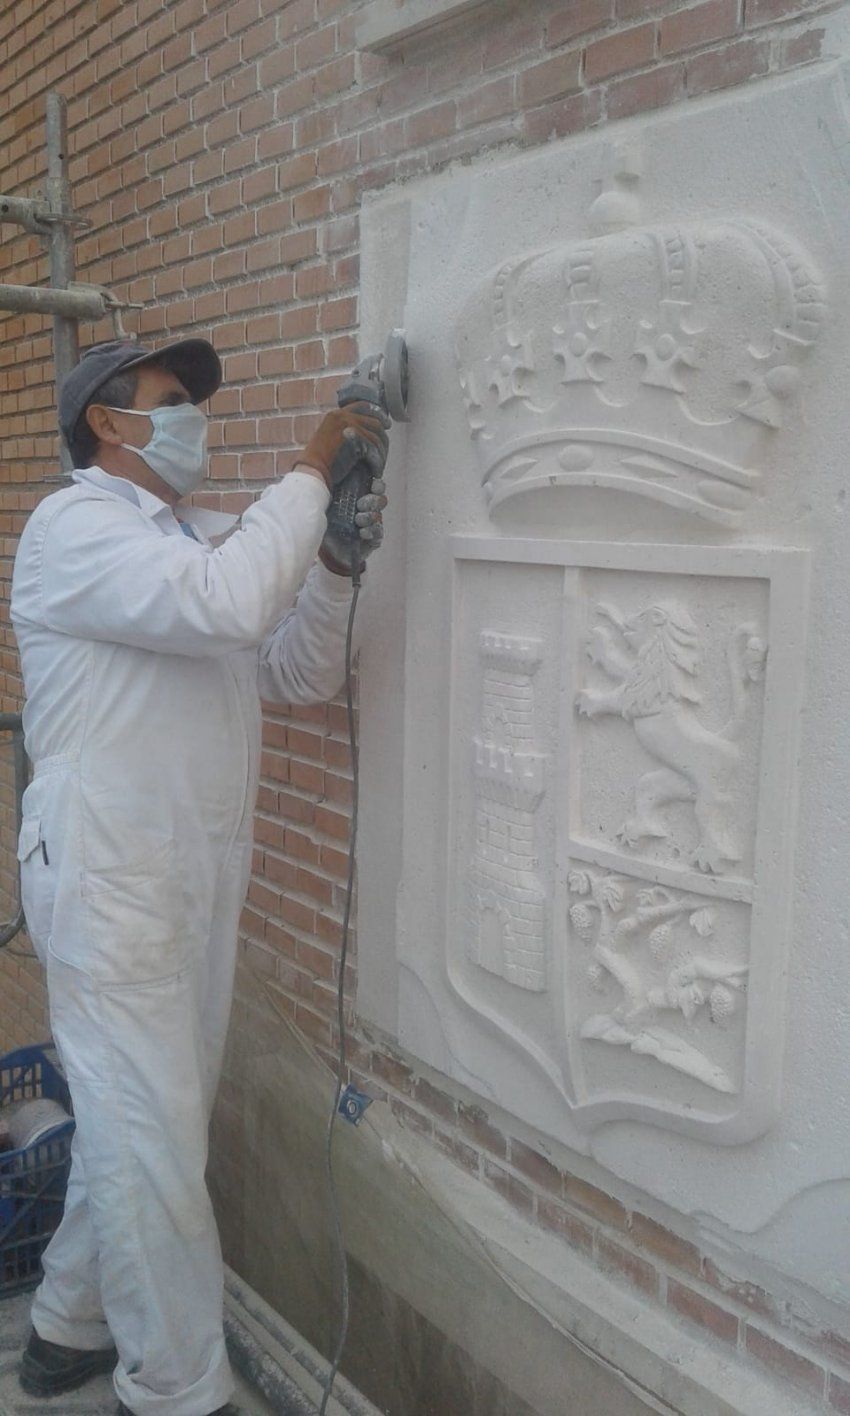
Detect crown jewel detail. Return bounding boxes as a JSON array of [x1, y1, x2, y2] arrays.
[[455, 216, 825, 526]]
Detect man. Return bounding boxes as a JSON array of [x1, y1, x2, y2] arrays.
[[10, 337, 390, 1416]]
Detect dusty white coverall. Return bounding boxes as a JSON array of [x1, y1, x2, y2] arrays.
[[10, 463, 355, 1415]]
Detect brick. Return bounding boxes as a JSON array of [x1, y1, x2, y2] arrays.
[[629, 1213, 701, 1276], [370, 1049, 414, 1094], [816, 1328, 850, 1372], [294, 1001, 332, 1047], [293, 185, 331, 222], [433, 1127, 480, 1177], [278, 0, 314, 39], [240, 93, 276, 133], [276, 75, 315, 118], [744, 0, 814, 22], [405, 101, 457, 149], [519, 50, 583, 106], [315, 54, 356, 99], [458, 1101, 507, 1158], [702, 1259, 778, 1321], [258, 47, 297, 88], [391, 1096, 434, 1139], [537, 1197, 595, 1255], [296, 24, 336, 70], [687, 36, 770, 95], [779, 27, 824, 68], [242, 938, 279, 979], [458, 75, 516, 128], [241, 16, 278, 59], [565, 1175, 627, 1229], [606, 59, 685, 119], [225, 0, 264, 33], [547, 0, 614, 46], [243, 166, 279, 204], [617, 0, 675, 16], [830, 1374, 850, 1415], [667, 1280, 738, 1343], [314, 804, 351, 841], [510, 1138, 563, 1195], [745, 1327, 826, 1399], [413, 1076, 457, 1124], [482, 13, 544, 70], [482, 1158, 535, 1217], [660, 0, 739, 54], [522, 88, 604, 144], [280, 150, 317, 189], [596, 1235, 658, 1296], [584, 21, 656, 81], [317, 137, 359, 177]]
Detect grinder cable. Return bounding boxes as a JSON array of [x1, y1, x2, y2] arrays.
[[318, 547, 361, 1416]]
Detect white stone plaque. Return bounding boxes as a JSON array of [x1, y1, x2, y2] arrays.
[[356, 54, 850, 1270]]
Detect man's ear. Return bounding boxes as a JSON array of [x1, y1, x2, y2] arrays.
[[85, 403, 122, 447]]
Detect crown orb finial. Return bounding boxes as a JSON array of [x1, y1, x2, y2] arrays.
[[589, 188, 641, 233], [589, 139, 644, 232], [764, 364, 800, 398]]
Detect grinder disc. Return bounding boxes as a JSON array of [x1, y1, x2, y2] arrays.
[[382, 329, 409, 422]]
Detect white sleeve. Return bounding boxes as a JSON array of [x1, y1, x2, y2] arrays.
[[36, 474, 330, 658], [257, 561, 356, 706]]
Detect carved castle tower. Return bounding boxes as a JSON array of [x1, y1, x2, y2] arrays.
[[467, 632, 547, 991]]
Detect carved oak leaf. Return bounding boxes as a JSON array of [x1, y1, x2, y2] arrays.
[[600, 877, 625, 911], [689, 908, 714, 938]]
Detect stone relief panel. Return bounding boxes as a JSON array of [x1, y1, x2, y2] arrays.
[[453, 150, 826, 528], [435, 541, 806, 1145], [359, 62, 846, 1232]]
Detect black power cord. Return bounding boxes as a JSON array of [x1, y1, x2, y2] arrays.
[[318, 549, 362, 1416]]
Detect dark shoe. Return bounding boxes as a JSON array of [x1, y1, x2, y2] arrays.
[[19, 1327, 117, 1396]]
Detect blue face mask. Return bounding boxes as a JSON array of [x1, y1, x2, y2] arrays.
[[106, 403, 208, 496]]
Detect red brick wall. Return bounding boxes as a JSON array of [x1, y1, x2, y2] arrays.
[[0, 0, 846, 1403]]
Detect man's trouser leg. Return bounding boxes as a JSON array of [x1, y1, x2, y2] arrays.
[[42, 946, 236, 1416], [30, 1126, 113, 1351]]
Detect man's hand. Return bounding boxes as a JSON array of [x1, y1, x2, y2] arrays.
[[301, 403, 390, 490], [319, 477, 387, 577]]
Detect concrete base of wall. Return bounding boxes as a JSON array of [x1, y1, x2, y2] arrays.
[[213, 963, 829, 1416], [224, 1265, 381, 1416]]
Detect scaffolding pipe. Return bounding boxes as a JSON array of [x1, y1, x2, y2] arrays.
[[0, 283, 109, 320], [0, 195, 52, 234], [45, 92, 79, 474]]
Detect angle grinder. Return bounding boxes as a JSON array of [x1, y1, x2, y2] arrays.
[[323, 329, 409, 576]]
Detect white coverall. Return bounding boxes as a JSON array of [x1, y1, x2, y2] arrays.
[[10, 463, 355, 1415]]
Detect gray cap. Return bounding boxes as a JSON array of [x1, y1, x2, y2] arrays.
[[59, 337, 222, 454]]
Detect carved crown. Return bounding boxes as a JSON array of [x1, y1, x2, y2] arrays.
[[455, 217, 825, 526]]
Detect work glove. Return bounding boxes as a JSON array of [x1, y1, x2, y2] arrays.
[[302, 402, 391, 578], [300, 403, 390, 490], [319, 477, 387, 577]]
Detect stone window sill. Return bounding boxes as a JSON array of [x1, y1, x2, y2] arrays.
[[355, 0, 494, 53]]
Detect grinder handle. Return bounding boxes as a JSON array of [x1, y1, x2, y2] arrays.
[[322, 385, 386, 566]]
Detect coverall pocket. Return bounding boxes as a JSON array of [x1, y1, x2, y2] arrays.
[[18, 814, 54, 963], [82, 838, 190, 988]]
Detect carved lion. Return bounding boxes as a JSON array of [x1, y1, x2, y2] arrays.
[[575, 601, 766, 873]]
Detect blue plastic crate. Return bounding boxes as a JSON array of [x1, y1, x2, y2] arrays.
[[0, 1043, 75, 1296]]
